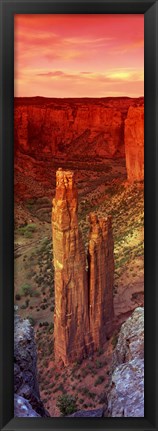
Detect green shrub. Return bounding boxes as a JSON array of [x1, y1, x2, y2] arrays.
[[94, 375, 105, 386], [25, 299, 30, 308], [57, 394, 78, 416], [26, 198, 36, 206], [15, 293, 21, 301], [20, 283, 33, 297], [48, 322, 54, 332], [97, 347, 103, 356], [88, 391, 96, 400], [18, 223, 36, 238], [20, 303, 27, 310], [55, 372, 60, 380], [33, 291, 40, 297], [81, 368, 87, 378], [56, 383, 64, 392], [27, 316, 35, 326], [111, 332, 118, 349], [95, 359, 104, 369]]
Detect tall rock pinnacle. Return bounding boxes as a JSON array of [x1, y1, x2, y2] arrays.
[[52, 168, 90, 364], [52, 168, 114, 364], [88, 213, 114, 347]]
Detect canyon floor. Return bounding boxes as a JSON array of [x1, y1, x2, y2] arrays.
[[14, 155, 144, 416]]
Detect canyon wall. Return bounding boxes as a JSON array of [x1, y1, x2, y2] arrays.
[[52, 168, 114, 364], [125, 106, 144, 182], [14, 97, 144, 160]]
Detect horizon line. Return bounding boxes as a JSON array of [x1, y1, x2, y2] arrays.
[[14, 95, 144, 99]]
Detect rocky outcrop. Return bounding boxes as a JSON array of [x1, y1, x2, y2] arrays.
[[125, 106, 144, 182], [52, 169, 92, 364], [107, 307, 144, 417], [14, 394, 40, 417], [88, 213, 114, 346], [68, 407, 104, 417], [14, 313, 49, 417], [14, 97, 144, 160], [52, 168, 114, 364]]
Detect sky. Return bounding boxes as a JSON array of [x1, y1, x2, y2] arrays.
[[14, 14, 144, 98]]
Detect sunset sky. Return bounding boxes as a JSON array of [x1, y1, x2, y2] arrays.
[[14, 14, 144, 98]]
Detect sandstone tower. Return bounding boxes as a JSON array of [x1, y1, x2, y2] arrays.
[[52, 168, 114, 364], [88, 213, 114, 348], [52, 169, 92, 364]]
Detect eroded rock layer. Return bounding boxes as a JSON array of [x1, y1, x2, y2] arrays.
[[88, 213, 114, 347], [14, 97, 144, 160], [52, 169, 114, 364], [125, 106, 144, 182]]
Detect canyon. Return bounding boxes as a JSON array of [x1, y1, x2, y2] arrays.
[[14, 96, 144, 416], [14, 97, 144, 183], [52, 169, 114, 364]]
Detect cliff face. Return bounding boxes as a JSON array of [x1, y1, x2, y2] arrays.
[[52, 168, 114, 364], [14, 313, 49, 417], [125, 106, 144, 182], [107, 307, 144, 417], [14, 97, 144, 160]]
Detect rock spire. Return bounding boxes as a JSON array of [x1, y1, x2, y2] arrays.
[[52, 168, 114, 364]]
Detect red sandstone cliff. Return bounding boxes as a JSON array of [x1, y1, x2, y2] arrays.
[[52, 169, 115, 364], [14, 97, 144, 160], [125, 106, 144, 182]]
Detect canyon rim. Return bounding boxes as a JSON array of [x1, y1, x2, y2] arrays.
[[14, 14, 144, 418]]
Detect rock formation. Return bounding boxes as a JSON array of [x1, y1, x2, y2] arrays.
[[52, 168, 114, 364], [68, 408, 104, 417], [14, 312, 49, 417], [88, 213, 114, 347], [14, 97, 144, 160], [106, 307, 144, 417], [14, 394, 41, 417], [125, 106, 144, 182], [52, 169, 92, 364]]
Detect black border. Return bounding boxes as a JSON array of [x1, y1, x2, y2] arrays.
[[0, 1, 158, 430]]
